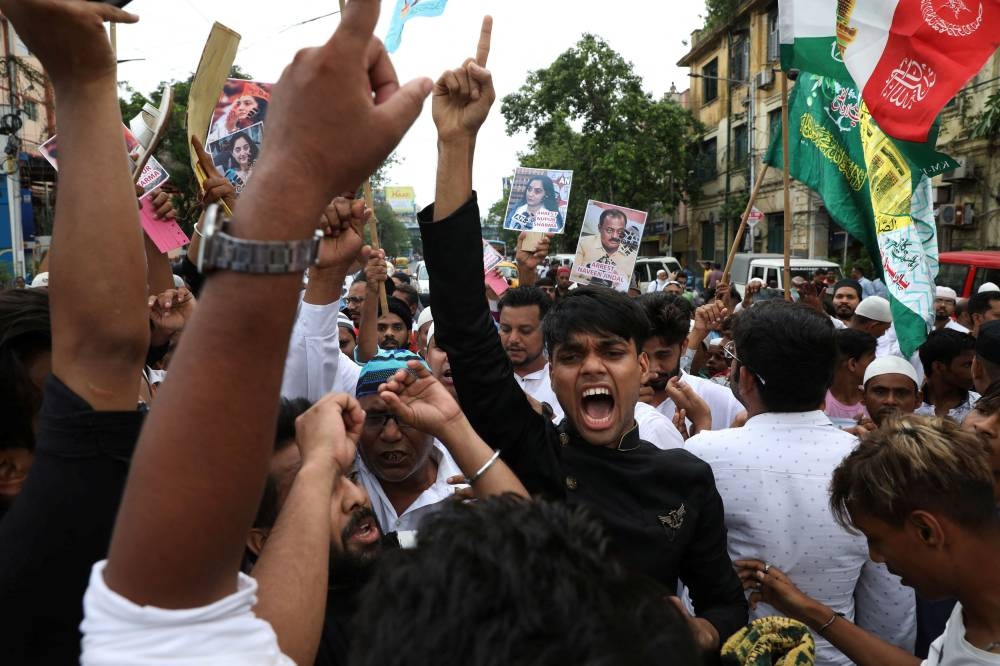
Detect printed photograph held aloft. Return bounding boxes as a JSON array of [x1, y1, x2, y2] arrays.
[[570, 200, 647, 293], [206, 78, 273, 143], [207, 123, 264, 196], [503, 167, 573, 233]]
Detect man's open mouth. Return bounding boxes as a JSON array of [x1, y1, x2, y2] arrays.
[[580, 387, 615, 429], [345, 512, 380, 547]]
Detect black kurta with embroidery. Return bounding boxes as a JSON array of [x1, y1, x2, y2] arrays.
[[419, 195, 748, 641]]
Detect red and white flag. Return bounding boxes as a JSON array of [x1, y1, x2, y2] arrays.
[[841, 0, 1000, 142]]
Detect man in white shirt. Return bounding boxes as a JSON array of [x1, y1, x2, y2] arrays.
[[686, 302, 915, 665], [934, 286, 971, 333], [498, 286, 561, 413], [739, 415, 1000, 666], [916, 329, 980, 423], [352, 350, 462, 534], [647, 269, 669, 293], [637, 292, 743, 431]]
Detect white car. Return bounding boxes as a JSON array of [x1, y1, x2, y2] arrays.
[[412, 260, 430, 305]]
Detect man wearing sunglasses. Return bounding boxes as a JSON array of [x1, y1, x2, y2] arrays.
[[686, 301, 916, 665]]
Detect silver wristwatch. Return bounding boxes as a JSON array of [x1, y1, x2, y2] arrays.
[[196, 204, 323, 274]]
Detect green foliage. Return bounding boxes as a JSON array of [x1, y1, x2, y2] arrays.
[[366, 202, 411, 258], [971, 88, 1000, 142], [704, 0, 741, 30], [498, 35, 704, 252]]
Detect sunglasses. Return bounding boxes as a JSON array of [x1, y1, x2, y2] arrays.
[[723, 341, 767, 386]]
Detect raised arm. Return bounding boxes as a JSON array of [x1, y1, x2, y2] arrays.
[[356, 249, 388, 363], [252, 393, 364, 666], [102, 0, 432, 609], [11, 1, 149, 410], [514, 232, 551, 287], [380, 361, 528, 499]]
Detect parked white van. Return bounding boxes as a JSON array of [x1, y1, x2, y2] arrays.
[[729, 253, 842, 297], [633, 256, 684, 292]]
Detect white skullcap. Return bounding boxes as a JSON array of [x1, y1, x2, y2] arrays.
[[427, 322, 436, 345], [854, 296, 892, 323], [747, 277, 765, 286], [656, 269, 668, 277], [336, 313, 355, 330], [416, 306, 434, 329], [29, 272, 48, 288], [935, 286, 958, 301], [978, 282, 999, 294], [863, 356, 919, 387]]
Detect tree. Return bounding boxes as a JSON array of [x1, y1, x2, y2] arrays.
[[366, 202, 411, 258], [703, 0, 741, 30], [499, 35, 704, 251]]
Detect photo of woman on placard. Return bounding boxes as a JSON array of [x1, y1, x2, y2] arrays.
[[210, 128, 261, 195], [505, 175, 565, 232]]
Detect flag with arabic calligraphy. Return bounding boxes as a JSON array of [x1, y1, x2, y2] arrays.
[[765, 72, 958, 356], [838, 0, 1000, 143], [384, 0, 449, 53]]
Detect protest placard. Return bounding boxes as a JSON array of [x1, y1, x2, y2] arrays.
[[569, 200, 647, 292], [482, 238, 509, 296], [39, 128, 188, 253], [503, 167, 572, 233], [206, 122, 264, 195], [206, 78, 273, 143]]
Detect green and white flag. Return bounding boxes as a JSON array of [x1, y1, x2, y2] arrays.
[[765, 72, 957, 356], [777, 0, 852, 80]]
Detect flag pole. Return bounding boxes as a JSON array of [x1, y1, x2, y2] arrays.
[[721, 163, 769, 286], [338, 0, 390, 315], [781, 71, 793, 301]]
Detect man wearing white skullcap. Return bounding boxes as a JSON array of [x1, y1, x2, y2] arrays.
[[849, 296, 892, 339], [933, 285, 970, 333], [862, 356, 922, 426]]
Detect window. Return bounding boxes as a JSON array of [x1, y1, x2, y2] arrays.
[[698, 138, 718, 181], [701, 220, 716, 262], [750, 266, 765, 280], [732, 124, 749, 168], [702, 59, 718, 103], [22, 100, 37, 121], [766, 213, 784, 253], [730, 35, 749, 83], [936, 263, 968, 294], [767, 8, 780, 62], [768, 108, 782, 145]]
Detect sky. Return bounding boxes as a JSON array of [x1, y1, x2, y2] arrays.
[[115, 0, 708, 213]]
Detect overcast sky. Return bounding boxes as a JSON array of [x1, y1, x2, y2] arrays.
[[116, 0, 707, 212]]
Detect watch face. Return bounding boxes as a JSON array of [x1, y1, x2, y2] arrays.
[[196, 204, 224, 273]]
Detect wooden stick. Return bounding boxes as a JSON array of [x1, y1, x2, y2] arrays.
[[363, 181, 390, 315], [781, 72, 793, 301], [721, 163, 770, 285]]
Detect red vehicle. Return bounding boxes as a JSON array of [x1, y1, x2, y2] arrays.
[[937, 251, 1000, 297]]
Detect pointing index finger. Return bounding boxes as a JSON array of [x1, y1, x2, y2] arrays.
[[476, 15, 493, 67]]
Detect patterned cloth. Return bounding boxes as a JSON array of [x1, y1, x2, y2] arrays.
[[355, 349, 428, 397], [721, 617, 816, 666]]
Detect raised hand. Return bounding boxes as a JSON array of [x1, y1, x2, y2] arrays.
[[666, 377, 712, 435], [431, 16, 496, 142], [515, 232, 552, 272], [364, 249, 388, 288], [259, 0, 433, 205], [0, 0, 137, 89], [315, 197, 369, 272], [149, 287, 196, 338], [147, 189, 176, 222], [378, 360, 466, 441], [192, 135, 237, 212], [294, 392, 366, 471]]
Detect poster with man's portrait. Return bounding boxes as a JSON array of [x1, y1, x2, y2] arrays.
[[570, 200, 647, 292], [502, 167, 573, 233], [206, 78, 273, 143]]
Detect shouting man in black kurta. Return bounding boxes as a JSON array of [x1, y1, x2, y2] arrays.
[[416, 17, 747, 657]]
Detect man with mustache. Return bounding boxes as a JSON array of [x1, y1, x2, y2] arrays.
[[637, 292, 743, 432], [832, 279, 863, 325], [861, 356, 922, 427], [248, 358, 527, 665], [499, 286, 559, 416]]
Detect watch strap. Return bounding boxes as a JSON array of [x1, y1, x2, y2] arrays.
[[206, 229, 323, 274]]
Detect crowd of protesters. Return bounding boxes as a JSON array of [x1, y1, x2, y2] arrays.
[[0, 2, 998, 665]]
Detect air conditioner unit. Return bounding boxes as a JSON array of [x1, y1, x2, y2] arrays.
[[938, 203, 957, 225], [755, 69, 774, 89], [955, 203, 976, 227], [942, 157, 974, 182]]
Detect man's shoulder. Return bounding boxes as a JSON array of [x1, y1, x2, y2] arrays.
[[642, 443, 717, 484]]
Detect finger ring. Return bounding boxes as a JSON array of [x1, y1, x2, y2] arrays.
[[763, 563, 771, 574]]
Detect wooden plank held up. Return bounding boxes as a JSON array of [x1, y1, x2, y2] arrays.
[[721, 164, 770, 286], [363, 182, 391, 315], [781, 71, 793, 301]]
